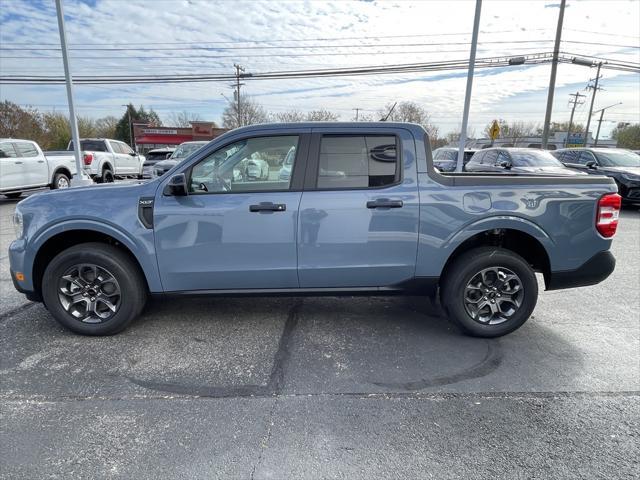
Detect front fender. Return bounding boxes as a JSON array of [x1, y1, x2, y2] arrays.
[[24, 218, 162, 292]]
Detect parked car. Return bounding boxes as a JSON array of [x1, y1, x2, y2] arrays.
[[65, 138, 145, 183], [1, 139, 77, 198], [553, 148, 640, 204], [141, 147, 175, 178], [278, 146, 296, 181], [10, 123, 619, 338], [152, 141, 208, 178], [432, 147, 477, 172], [465, 148, 583, 175]]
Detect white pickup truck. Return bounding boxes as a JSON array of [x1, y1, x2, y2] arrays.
[[0, 139, 77, 199], [66, 138, 145, 183]]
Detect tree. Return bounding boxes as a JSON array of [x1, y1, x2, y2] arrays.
[[611, 123, 640, 150], [0, 101, 44, 143], [378, 101, 438, 138], [271, 110, 307, 123], [115, 104, 163, 145], [540, 121, 584, 134], [306, 109, 339, 121], [167, 110, 203, 127], [221, 95, 269, 129], [484, 119, 539, 142], [95, 116, 118, 138]]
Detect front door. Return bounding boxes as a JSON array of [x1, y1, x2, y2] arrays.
[[297, 128, 420, 288], [154, 133, 308, 292]]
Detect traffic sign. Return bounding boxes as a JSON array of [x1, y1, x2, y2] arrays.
[[489, 120, 500, 140]]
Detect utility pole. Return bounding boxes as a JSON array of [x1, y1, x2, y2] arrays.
[[592, 102, 622, 146], [234, 64, 245, 127], [584, 61, 603, 146], [565, 91, 586, 147], [353, 108, 361, 121], [456, 0, 482, 172], [541, 0, 566, 149], [55, 0, 91, 186]]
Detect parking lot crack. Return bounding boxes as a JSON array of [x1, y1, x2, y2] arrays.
[[250, 396, 278, 480], [267, 300, 302, 395]]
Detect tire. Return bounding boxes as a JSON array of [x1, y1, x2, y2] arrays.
[[52, 172, 70, 189], [41, 243, 147, 335], [4, 192, 22, 199], [441, 247, 538, 338], [101, 168, 114, 183]]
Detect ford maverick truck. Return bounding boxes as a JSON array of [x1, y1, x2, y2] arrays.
[[9, 123, 620, 337]]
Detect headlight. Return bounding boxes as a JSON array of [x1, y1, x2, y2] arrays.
[[621, 173, 640, 182], [12, 211, 23, 239]]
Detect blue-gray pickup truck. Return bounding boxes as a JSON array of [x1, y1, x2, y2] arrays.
[[9, 123, 621, 337]]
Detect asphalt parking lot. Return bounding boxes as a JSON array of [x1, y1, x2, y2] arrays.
[[1, 194, 638, 479]]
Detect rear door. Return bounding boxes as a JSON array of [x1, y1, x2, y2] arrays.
[[297, 127, 419, 288], [154, 130, 310, 292]]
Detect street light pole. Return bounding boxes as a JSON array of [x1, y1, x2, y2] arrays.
[[541, 0, 566, 149], [592, 102, 622, 146], [55, 0, 91, 186], [456, 0, 482, 172]]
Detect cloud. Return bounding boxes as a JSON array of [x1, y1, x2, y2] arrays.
[[0, 0, 638, 137]]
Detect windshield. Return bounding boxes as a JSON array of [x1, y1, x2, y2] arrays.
[[510, 151, 563, 167], [595, 150, 640, 167], [170, 143, 206, 159]]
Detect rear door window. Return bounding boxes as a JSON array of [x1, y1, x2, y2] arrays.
[[13, 142, 39, 157], [316, 135, 399, 189]]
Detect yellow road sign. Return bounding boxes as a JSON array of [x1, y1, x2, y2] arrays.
[[489, 120, 500, 140]]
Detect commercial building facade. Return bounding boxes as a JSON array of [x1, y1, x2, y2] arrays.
[[132, 122, 228, 153]]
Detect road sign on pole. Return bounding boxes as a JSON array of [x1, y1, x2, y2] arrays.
[[489, 120, 500, 140]]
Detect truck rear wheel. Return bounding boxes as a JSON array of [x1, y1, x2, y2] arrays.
[[52, 172, 70, 189], [41, 243, 147, 335], [100, 168, 114, 183], [441, 247, 538, 337]]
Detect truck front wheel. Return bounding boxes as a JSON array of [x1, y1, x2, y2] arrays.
[[441, 247, 538, 337], [41, 243, 147, 335], [52, 172, 70, 189]]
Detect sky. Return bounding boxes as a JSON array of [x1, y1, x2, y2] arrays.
[[0, 0, 639, 139]]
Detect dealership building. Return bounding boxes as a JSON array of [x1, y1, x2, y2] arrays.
[[132, 122, 228, 153]]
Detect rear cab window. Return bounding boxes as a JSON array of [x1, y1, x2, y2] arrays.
[[316, 135, 399, 189]]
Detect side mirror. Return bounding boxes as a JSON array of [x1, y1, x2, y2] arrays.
[[499, 160, 512, 169], [585, 160, 597, 169], [164, 173, 188, 196]]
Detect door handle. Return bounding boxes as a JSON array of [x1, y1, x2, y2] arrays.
[[366, 199, 403, 209], [37, 160, 45, 163], [249, 202, 286, 212], [14, 161, 23, 164]]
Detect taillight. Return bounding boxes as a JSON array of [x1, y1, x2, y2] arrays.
[[596, 193, 621, 238], [83, 152, 93, 165]]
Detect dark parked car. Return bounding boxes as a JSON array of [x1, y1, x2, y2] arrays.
[[466, 148, 583, 176], [432, 147, 477, 172], [141, 147, 175, 178], [553, 148, 640, 204], [152, 141, 208, 178]]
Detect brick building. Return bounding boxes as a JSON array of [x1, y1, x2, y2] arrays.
[[132, 121, 228, 153]]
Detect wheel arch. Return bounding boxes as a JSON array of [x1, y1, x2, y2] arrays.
[[50, 166, 72, 185], [30, 223, 158, 300], [440, 218, 553, 288]]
